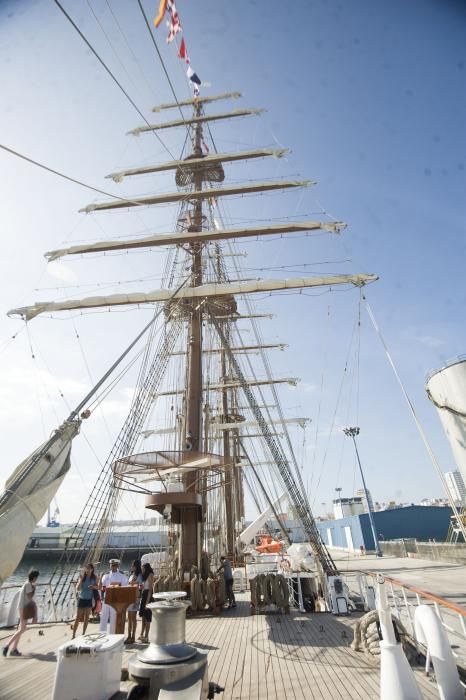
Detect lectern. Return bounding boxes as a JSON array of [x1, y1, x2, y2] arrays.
[[105, 585, 138, 634]]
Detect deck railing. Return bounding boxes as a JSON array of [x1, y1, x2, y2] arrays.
[[345, 570, 466, 675]]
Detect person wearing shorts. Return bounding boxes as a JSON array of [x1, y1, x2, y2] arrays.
[[126, 560, 143, 645], [72, 563, 97, 639], [3, 569, 39, 657]]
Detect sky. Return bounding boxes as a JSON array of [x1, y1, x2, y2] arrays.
[[0, 0, 465, 524]]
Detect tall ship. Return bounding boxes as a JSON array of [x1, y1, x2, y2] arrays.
[[0, 2, 465, 699], [2, 87, 377, 591]]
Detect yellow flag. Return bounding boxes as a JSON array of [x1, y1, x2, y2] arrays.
[[154, 0, 168, 27]]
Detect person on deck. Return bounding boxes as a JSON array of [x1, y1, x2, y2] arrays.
[[3, 569, 40, 657], [138, 562, 154, 643], [72, 563, 98, 639], [99, 559, 128, 634], [126, 560, 143, 645], [217, 556, 236, 608]]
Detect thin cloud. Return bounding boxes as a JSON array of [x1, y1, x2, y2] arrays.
[[416, 334, 446, 349]]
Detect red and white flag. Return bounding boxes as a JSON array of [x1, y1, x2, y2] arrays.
[[166, 0, 181, 43]]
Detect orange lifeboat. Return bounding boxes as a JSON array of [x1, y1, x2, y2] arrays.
[[255, 535, 283, 553]]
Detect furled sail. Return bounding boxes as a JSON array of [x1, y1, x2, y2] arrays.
[[152, 91, 242, 111], [155, 377, 300, 397], [128, 108, 265, 135], [105, 148, 288, 182], [79, 180, 314, 213], [45, 221, 344, 261], [8, 274, 377, 321], [141, 417, 310, 438], [0, 420, 80, 585], [169, 343, 288, 356]]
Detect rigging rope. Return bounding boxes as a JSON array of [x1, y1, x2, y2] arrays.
[[0, 142, 169, 208], [104, 0, 157, 99], [52, 0, 174, 159], [312, 306, 360, 507], [211, 314, 337, 576], [51, 315, 184, 604], [238, 441, 290, 544], [136, 0, 186, 124], [86, 0, 145, 106], [363, 295, 466, 543], [49, 279, 188, 602]]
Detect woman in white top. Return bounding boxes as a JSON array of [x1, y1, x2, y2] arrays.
[[3, 569, 39, 657]]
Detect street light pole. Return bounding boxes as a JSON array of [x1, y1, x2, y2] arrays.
[[343, 427, 382, 557]]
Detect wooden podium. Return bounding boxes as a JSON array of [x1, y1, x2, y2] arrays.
[[105, 585, 138, 634]]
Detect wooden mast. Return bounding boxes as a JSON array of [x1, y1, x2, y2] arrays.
[[213, 245, 236, 556], [181, 100, 204, 573]]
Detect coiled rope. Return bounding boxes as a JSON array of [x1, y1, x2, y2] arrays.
[[190, 575, 204, 612], [351, 610, 409, 658], [206, 577, 217, 609], [250, 573, 289, 609]]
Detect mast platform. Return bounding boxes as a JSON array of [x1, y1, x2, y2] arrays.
[[0, 594, 440, 699]]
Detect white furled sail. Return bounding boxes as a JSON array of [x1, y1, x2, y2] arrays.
[[128, 108, 265, 135], [45, 221, 344, 261], [152, 92, 242, 111], [8, 274, 377, 321], [105, 148, 288, 182], [0, 420, 80, 584], [79, 179, 314, 213]]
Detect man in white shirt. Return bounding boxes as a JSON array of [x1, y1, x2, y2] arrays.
[[99, 559, 128, 633]]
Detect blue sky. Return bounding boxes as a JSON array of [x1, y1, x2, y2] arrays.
[[0, 0, 465, 522]]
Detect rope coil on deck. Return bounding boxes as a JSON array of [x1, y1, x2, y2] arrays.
[[273, 574, 289, 608], [250, 573, 289, 609], [206, 577, 217, 609], [190, 575, 204, 611], [351, 610, 410, 659]]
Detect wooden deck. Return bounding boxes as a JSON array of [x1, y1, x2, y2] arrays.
[[0, 594, 440, 699]]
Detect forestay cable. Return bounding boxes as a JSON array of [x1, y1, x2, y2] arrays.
[[364, 294, 466, 542]]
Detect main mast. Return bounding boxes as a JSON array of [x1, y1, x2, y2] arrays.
[[182, 101, 205, 572]]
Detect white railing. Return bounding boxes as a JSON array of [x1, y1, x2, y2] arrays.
[[345, 570, 466, 677], [0, 581, 78, 628]]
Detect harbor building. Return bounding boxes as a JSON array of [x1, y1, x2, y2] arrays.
[[315, 505, 452, 552], [25, 522, 168, 557], [445, 470, 466, 505], [333, 497, 364, 519], [355, 487, 374, 513]]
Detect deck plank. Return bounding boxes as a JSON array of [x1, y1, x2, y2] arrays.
[[0, 595, 445, 700], [239, 605, 253, 699]]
